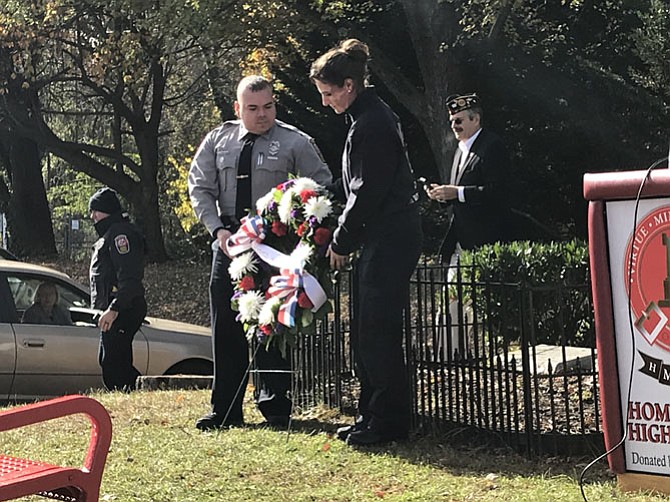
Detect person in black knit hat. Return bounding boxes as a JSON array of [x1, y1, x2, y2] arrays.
[[88, 187, 146, 391]]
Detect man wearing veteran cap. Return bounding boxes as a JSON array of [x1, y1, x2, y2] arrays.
[[88, 187, 146, 391], [425, 93, 511, 263]]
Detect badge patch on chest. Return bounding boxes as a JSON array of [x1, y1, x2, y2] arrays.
[[268, 141, 280, 156], [114, 234, 130, 254]]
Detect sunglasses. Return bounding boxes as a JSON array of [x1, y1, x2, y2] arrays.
[[449, 117, 465, 126]]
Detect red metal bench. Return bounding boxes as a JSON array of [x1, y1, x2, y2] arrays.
[[0, 395, 112, 502]]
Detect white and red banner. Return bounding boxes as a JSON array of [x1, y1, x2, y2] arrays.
[[607, 198, 670, 475]]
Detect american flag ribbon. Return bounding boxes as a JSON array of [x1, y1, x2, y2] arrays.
[[268, 268, 303, 327], [227, 215, 266, 256]]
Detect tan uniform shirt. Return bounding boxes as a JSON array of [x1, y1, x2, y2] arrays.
[[188, 119, 332, 236]]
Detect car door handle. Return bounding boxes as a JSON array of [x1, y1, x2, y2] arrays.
[[22, 339, 45, 348]]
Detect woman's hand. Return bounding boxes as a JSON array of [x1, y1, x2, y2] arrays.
[[327, 246, 349, 270], [98, 308, 119, 332]]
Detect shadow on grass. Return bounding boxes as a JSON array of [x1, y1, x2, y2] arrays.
[[270, 416, 614, 487]]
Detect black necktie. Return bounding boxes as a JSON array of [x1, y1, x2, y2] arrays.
[[235, 133, 258, 221]]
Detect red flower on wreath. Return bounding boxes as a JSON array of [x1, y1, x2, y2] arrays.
[[239, 275, 256, 291], [272, 221, 288, 236], [297, 291, 314, 309], [314, 227, 332, 246], [300, 190, 317, 203]]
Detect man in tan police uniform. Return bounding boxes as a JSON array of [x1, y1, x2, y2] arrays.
[[188, 75, 332, 431]]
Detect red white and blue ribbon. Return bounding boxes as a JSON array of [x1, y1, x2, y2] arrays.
[[268, 268, 303, 327], [226, 215, 266, 256], [267, 267, 327, 328]]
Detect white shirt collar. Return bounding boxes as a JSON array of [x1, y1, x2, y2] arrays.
[[458, 127, 482, 156]]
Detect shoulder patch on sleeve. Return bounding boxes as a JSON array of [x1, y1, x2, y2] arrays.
[[309, 138, 327, 164], [114, 234, 130, 254]]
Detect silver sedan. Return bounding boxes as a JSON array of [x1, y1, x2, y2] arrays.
[[0, 260, 213, 401]]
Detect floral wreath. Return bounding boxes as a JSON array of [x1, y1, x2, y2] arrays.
[[227, 177, 340, 354]]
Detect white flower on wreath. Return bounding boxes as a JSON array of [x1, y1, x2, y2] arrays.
[[293, 177, 320, 193], [258, 296, 282, 326], [256, 191, 275, 214], [278, 187, 297, 224], [290, 242, 313, 269], [228, 252, 259, 281], [303, 195, 332, 223], [238, 291, 265, 323]]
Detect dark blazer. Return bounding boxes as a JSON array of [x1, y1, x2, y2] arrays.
[[440, 127, 511, 261]]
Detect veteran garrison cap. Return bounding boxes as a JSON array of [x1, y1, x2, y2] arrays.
[[446, 93, 480, 114]]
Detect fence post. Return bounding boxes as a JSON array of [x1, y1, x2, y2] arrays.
[[519, 283, 536, 456], [332, 271, 343, 412]]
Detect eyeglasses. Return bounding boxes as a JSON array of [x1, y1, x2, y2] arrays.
[[449, 117, 464, 126]]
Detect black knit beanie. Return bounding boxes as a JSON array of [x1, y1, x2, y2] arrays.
[[88, 187, 123, 214]]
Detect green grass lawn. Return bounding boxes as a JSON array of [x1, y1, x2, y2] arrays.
[[1, 389, 667, 502]]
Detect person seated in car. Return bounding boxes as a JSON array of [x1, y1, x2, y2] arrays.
[[22, 282, 73, 325]]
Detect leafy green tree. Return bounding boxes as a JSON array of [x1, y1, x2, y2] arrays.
[[0, 0, 247, 261], [632, 0, 670, 101]]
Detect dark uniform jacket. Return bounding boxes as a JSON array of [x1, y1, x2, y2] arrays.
[[330, 87, 419, 255], [89, 213, 145, 311], [441, 127, 512, 260]]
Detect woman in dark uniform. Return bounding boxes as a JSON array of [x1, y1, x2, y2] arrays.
[[310, 39, 423, 446]]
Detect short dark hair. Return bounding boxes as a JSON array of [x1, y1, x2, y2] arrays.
[[236, 76, 272, 100]]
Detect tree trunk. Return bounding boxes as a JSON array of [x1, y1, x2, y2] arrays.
[[128, 122, 168, 262], [130, 178, 167, 263], [2, 133, 57, 257], [397, 0, 469, 183]]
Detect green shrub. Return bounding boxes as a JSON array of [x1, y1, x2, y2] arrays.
[[458, 240, 593, 348]]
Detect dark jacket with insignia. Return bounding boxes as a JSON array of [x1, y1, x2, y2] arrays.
[[89, 212, 145, 311]]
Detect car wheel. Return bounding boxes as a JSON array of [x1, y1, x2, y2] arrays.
[[164, 359, 213, 376]]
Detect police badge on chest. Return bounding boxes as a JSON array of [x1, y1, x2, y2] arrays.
[[267, 140, 280, 160]]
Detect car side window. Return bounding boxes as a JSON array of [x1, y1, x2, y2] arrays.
[[57, 284, 89, 309], [7, 274, 89, 326], [8, 275, 40, 313]]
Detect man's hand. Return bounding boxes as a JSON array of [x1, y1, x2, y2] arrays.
[[327, 246, 349, 270], [215, 228, 234, 258], [425, 183, 458, 202], [98, 308, 118, 332]]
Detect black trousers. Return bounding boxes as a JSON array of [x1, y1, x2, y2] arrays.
[[98, 297, 147, 391], [209, 247, 292, 421], [353, 208, 423, 435]]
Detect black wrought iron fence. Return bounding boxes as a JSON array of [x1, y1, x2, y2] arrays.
[[288, 260, 602, 457], [408, 262, 601, 455]]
